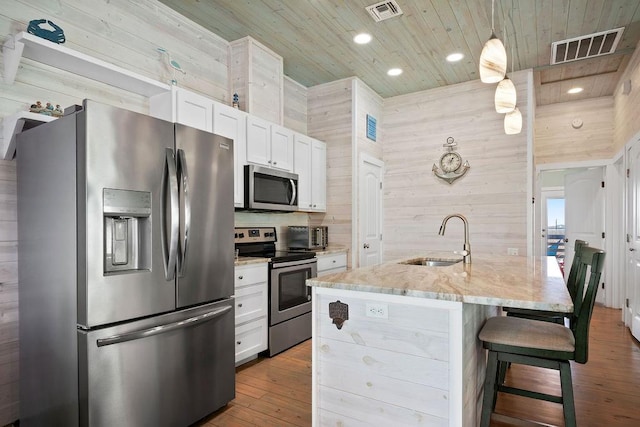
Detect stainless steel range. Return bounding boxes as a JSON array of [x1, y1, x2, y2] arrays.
[[235, 227, 317, 356]]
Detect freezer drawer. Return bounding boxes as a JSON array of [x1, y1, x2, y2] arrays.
[[78, 299, 235, 427]]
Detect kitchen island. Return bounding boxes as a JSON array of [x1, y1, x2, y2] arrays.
[[307, 255, 571, 427]]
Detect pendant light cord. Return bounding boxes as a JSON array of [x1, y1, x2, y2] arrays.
[[491, 0, 495, 33]]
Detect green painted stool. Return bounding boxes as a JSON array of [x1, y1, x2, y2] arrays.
[[478, 246, 605, 427]]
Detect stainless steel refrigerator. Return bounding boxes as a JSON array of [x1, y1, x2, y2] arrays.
[[17, 100, 235, 426]]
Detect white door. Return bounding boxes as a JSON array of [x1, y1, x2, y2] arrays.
[[269, 124, 294, 172], [246, 116, 271, 167], [539, 189, 564, 264], [627, 141, 640, 340], [311, 139, 326, 211], [359, 155, 383, 267], [293, 134, 312, 210], [565, 167, 605, 304]]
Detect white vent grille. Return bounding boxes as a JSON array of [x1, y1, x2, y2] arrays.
[[551, 27, 625, 65], [366, 1, 403, 22]]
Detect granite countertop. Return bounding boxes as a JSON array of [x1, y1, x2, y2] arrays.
[[307, 253, 572, 312], [312, 246, 348, 256], [234, 256, 269, 267]]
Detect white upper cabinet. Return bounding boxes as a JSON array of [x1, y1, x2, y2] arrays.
[[150, 87, 247, 207], [213, 103, 247, 208], [246, 116, 294, 172], [294, 133, 326, 212], [150, 86, 212, 132]]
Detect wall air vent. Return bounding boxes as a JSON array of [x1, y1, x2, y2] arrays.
[[366, 1, 403, 22], [551, 27, 625, 65]]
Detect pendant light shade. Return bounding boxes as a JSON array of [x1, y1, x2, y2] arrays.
[[504, 107, 522, 135], [495, 77, 516, 113], [480, 34, 507, 83]]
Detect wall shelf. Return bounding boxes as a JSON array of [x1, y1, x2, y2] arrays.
[[2, 31, 172, 159], [3, 32, 171, 96], [1, 112, 57, 160]]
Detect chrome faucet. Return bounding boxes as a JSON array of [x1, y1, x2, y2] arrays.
[[439, 214, 471, 264]]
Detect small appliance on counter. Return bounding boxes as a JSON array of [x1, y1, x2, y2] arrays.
[[288, 226, 328, 250]]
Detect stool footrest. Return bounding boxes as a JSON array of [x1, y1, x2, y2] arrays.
[[497, 384, 563, 404]]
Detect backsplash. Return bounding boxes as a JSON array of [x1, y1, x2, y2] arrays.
[[235, 211, 309, 250]]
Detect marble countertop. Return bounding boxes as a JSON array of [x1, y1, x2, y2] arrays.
[[234, 256, 269, 266], [307, 253, 572, 312], [311, 246, 348, 256]]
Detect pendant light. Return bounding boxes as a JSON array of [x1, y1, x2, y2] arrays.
[[479, 0, 507, 83], [504, 106, 522, 134], [495, 76, 516, 113]]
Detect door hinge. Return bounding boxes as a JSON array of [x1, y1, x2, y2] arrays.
[[601, 181, 605, 188], [380, 234, 382, 240], [628, 233, 631, 243], [626, 298, 630, 308], [379, 182, 382, 189], [627, 168, 630, 178], [532, 197, 535, 204], [602, 232, 605, 239], [601, 282, 605, 289]]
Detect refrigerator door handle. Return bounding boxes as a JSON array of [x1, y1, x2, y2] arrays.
[[177, 149, 191, 277], [96, 305, 232, 347], [289, 179, 297, 206], [161, 148, 179, 281]]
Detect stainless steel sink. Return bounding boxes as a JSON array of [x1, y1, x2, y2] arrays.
[[399, 257, 463, 267]]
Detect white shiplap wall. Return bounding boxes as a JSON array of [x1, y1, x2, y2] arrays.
[[535, 97, 614, 165], [284, 75, 308, 134], [308, 79, 353, 266], [382, 70, 532, 262], [614, 39, 640, 152]]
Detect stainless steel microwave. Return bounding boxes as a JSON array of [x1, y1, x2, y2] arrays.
[[244, 165, 298, 211]]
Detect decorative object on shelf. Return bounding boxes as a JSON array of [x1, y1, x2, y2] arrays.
[[156, 47, 185, 85], [29, 101, 64, 117], [27, 19, 65, 44], [232, 93, 239, 109], [366, 114, 377, 141], [432, 137, 470, 184], [329, 300, 348, 330], [479, 0, 506, 83]]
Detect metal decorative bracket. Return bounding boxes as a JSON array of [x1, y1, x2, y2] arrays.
[[329, 300, 349, 330]]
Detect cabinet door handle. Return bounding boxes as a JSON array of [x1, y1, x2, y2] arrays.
[[273, 161, 277, 165], [238, 275, 243, 280], [238, 303, 243, 307], [237, 341, 241, 345], [332, 260, 336, 263]]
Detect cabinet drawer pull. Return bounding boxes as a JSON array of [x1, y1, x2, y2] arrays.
[[237, 341, 241, 345], [332, 260, 336, 263], [238, 303, 243, 308], [238, 275, 243, 280]]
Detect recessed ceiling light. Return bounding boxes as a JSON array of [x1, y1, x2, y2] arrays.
[[353, 33, 372, 44], [446, 52, 464, 62], [567, 87, 584, 94], [387, 68, 403, 76]]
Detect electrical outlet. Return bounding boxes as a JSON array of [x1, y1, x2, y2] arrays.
[[365, 303, 388, 319], [507, 248, 519, 256]]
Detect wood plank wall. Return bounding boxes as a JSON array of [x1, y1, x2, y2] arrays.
[[283, 76, 307, 134], [307, 79, 353, 266], [535, 97, 614, 165], [382, 70, 532, 262], [614, 39, 640, 152]]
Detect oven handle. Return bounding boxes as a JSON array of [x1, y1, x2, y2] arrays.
[[270, 258, 317, 269]]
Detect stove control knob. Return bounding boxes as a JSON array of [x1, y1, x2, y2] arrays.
[[234, 233, 238, 238], [239, 233, 245, 238]]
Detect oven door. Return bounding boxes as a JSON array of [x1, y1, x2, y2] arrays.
[[269, 258, 317, 325]]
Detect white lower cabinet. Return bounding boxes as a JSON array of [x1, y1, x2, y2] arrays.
[[317, 252, 347, 277], [234, 263, 268, 364]]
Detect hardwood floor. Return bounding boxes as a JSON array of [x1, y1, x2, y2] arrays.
[[198, 305, 640, 427]]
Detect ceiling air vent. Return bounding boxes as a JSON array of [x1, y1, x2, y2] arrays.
[[366, 0, 403, 22], [551, 27, 625, 65]]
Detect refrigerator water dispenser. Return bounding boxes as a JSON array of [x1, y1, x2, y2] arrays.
[[103, 188, 152, 273]]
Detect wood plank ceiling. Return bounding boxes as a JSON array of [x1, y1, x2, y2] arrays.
[[159, 0, 640, 105]]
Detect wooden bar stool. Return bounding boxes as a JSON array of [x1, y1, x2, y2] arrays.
[[478, 246, 605, 427], [503, 239, 588, 326]]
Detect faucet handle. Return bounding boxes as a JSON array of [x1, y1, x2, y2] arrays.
[[454, 250, 469, 256]]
